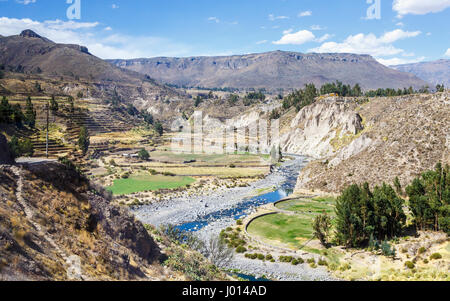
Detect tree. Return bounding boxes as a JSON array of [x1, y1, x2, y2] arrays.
[[194, 96, 203, 107], [335, 182, 406, 247], [78, 126, 90, 155], [24, 96, 36, 128], [0, 96, 11, 123], [50, 95, 59, 113], [406, 163, 449, 233], [68, 96, 75, 114], [138, 148, 150, 161], [313, 213, 332, 247], [154, 121, 163, 136], [394, 177, 402, 196], [8, 136, 34, 158], [436, 84, 445, 93]]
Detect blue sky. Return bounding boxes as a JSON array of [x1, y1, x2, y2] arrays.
[[0, 0, 449, 65]]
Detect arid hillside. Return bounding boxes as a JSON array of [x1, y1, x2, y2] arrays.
[[0, 161, 163, 280], [291, 92, 449, 193], [0, 30, 186, 111]]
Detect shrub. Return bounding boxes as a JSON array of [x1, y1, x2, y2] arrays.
[[236, 246, 247, 253], [307, 258, 315, 264], [138, 148, 150, 161], [418, 247, 426, 255], [257, 254, 265, 260], [318, 259, 328, 266], [265, 254, 273, 261], [236, 219, 243, 226], [405, 261, 415, 269], [430, 253, 442, 260], [291, 259, 299, 265]]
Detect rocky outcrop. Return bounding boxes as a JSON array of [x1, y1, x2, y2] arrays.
[[0, 134, 14, 164], [292, 92, 450, 193], [281, 100, 364, 159]]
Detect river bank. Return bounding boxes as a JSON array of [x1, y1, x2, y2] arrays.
[[132, 156, 337, 281]]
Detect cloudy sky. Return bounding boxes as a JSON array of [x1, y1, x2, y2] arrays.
[[0, 0, 449, 65]]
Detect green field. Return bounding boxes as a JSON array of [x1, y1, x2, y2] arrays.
[[248, 197, 336, 249], [247, 213, 314, 249], [107, 174, 196, 195], [275, 197, 336, 215]]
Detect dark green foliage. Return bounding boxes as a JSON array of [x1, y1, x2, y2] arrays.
[[228, 94, 239, 106], [436, 84, 445, 93], [154, 121, 163, 136], [138, 148, 150, 161], [335, 183, 406, 248], [141, 111, 154, 125], [405, 261, 415, 269], [406, 163, 450, 234], [49, 95, 58, 113], [24, 96, 36, 127], [365, 86, 416, 97], [394, 177, 402, 196], [380, 240, 396, 257], [430, 253, 442, 260], [1, 96, 26, 126], [8, 136, 34, 158], [78, 126, 90, 155], [313, 213, 332, 247], [194, 96, 203, 107], [126, 104, 138, 116]]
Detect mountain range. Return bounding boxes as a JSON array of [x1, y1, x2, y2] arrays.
[[109, 51, 429, 91], [392, 59, 450, 87]]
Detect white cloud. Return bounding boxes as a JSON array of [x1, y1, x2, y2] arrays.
[[208, 17, 220, 23], [273, 29, 315, 45], [112, 4, 119, 9], [310, 25, 326, 31], [393, 0, 450, 17], [16, 0, 36, 4], [377, 56, 425, 66], [268, 14, 289, 21], [256, 40, 268, 45], [298, 11, 312, 17], [445, 48, 450, 56], [0, 17, 193, 59], [315, 34, 332, 43], [309, 29, 421, 57]]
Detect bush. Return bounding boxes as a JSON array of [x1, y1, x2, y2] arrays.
[[236, 219, 243, 226], [318, 259, 328, 266], [138, 148, 150, 161], [430, 253, 442, 260], [291, 259, 299, 265], [257, 254, 265, 260], [418, 247, 426, 255], [405, 261, 415, 269], [236, 246, 247, 253], [265, 254, 273, 261]]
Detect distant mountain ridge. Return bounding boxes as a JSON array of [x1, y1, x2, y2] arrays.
[[109, 51, 429, 91], [391, 59, 450, 87]]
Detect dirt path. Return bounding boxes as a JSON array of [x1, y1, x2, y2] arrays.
[[10, 165, 86, 280]]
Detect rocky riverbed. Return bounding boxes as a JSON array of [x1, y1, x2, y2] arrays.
[[132, 155, 337, 281]]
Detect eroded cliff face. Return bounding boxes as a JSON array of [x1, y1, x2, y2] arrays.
[[291, 92, 450, 194], [281, 100, 364, 159]]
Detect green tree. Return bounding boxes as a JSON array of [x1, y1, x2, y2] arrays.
[[50, 95, 59, 113], [394, 176, 403, 196], [78, 126, 90, 155], [154, 121, 163, 136], [313, 213, 332, 247], [8, 136, 34, 158], [0, 96, 11, 123], [24, 96, 36, 128], [138, 148, 150, 161], [406, 163, 449, 233]]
